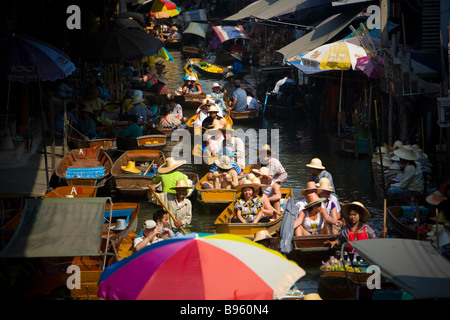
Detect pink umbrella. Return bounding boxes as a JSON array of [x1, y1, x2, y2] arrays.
[[356, 56, 384, 79]]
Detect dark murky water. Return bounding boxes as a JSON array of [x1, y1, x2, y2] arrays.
[[129, 50, 387, 295]]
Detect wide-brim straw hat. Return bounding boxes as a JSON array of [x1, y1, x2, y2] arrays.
[[215, 155, 233, 170], [231, 52, 243, 61], [393, 140, 404, 149], [200, 98, 213, 107], [253, 230, 272, 242], [300, 181, 318, 196], [316, 177, 334, 192], [170, 179, 189, 190], [259, 144, 275, 157], [121, 161, 141, 174], [429, 210, 450, 224], [158, 157, 186, 174], [426, 190, 447, 206], [212, 82, 221, 89], [341, 201, 370, 223], [306, 158, 325, 170], [304, 193, 327, 209], [207, 104, 220, 113], [236, 178, 262, 192], [131, 95, 146, 104], [171, 25, 178, 31], [252, 166, 271, 179], [393, 148, 417, 161]]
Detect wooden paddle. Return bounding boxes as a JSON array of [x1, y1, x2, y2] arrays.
[[142, 159, 155, 176], [383, 198, 387, 230], [150, 188, 187, 235]]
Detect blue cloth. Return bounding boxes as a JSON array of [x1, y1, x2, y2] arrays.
[[209, 161, 242, 176], [232, 88, 247, 112], [230, 60, 242, 74]]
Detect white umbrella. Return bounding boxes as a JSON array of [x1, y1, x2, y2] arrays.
[[301, 40, 368, 138]]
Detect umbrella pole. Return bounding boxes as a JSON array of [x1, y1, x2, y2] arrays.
[[37, 69, 50, 192], [337, 70, 343, 139]]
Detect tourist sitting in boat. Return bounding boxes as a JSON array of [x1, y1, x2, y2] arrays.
[[306, 158, 335, 191], [114, 114, 143, 138], [246, 89, 261, 110], [227, 80, 247, 113], [222, 72, 236, 101], [220, 124, 245, 170], [202, 155, 242, 189], [183, 64, 198, 82], [167, 98, 187, 124], [148, 179, 192, 237], [133, 220, 163, 251], [127, 94, 155, 123], [253, 166, 282, 219], [326, 201, 386, 253], [296, 181, 320, 214], [233, 178, 270, 224], [258, 144, 287, 185], [202, 104, 227, 132], [316, 177, 341, 234], [293, 193, 342, 236], [77, 105, 99, 139], [182, 76, 203, 95], [386, 148, 424, 197], [153, 157, 188, 194], [211, 82, 226, 113], [153, 209, 175, 240]]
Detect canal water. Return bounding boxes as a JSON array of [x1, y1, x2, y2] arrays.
[[122, 50, 388, 295]]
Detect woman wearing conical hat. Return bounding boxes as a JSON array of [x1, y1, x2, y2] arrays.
[[293, 193, 342, 236], [386, 147, 424, 197], [327, 202, 387, 253]]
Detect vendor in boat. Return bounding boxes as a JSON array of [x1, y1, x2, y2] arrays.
[[211, 82, 226, 113], [293, 193, 343, 236], [223, 52, 243, 76], [326, 201, 387, 253], [233, 178, 270, 224], [114, 114, 143, 138], [253, 166, 282, 219], [152, 157, 188, 194], [127, 94, 155, 123], [258, 144, 287, 185], [316, 177, 341, 234], [386, 148, 424, 197], [306, 158, 335, 191], [202, 155, 242, 189], [148, 179, 192, 237], [77, 105, 99, 140], [182, 76, 203, 95]]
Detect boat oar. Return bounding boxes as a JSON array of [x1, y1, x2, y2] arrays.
[[150, 188, 187, 235], [188, 59, 199, 83], [142, 159, 155, 176], [383, 198, 387, 230], [263, 83, 270, 116]]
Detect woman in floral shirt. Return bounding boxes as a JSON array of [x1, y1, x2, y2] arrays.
[[234, 179, 268, 223]]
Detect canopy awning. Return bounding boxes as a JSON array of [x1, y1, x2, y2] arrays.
[[183, 22, 209, 38], [213, 25, 249, 43], [182, 9, 207, 22], [0, 198, 109, 258], [225, 0, 331, 21], [276, 6, 363, 60], [351, 239, 450, 300]]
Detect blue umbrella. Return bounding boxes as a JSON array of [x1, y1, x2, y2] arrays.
[[0, 33, 75, 83]]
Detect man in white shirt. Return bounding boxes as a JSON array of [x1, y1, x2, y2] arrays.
[[266, 73, 296, 105]]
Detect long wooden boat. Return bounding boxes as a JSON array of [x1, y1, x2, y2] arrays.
[[386, 206, 426, 240], [189, 58, 226, 79], [111, 150, 166, 196], [196, 165, 252, 205], [0, 199, 140, 300], [55, 148, 112, 187], [69, 130, 117, 152], [214, 187, 292, 238], [42, 186, 98, 198], [116, 127, 167, 151], [230, 109, 259, 121]]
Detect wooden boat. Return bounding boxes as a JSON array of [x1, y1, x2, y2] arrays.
[[291, 234, 338, 253], [116, 127, 167, 151], [42, 186, 98, 198], [214, 188, 293, 238], [196, 165, 252, 205], [55, 148, 112, 187], [189, 58, 226, 79], [111, 150, 166, 196], [70, 132, 117, 151], [0, 199, 140, 300], [163, 39, 182, 50], [230, 109, 259, 121], [386, 206, 427, 240]]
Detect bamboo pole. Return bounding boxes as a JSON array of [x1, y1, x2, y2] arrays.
[[151, 189, 187, 235]]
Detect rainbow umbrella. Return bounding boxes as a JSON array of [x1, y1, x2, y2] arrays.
[[151, 0, 181, 19], [98, 233, 305, 300]]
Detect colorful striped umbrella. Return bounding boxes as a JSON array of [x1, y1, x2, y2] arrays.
[[151, 0, 181, 19], [98, 233, 305, 300]]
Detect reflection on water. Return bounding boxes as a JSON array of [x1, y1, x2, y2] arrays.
[[133, 50, 385, 296]]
